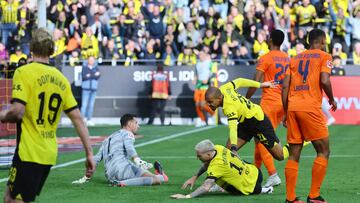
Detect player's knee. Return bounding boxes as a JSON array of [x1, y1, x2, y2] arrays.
[[3, 194, 12, 203], [320, 148, 330, 159], [274, 153, 284, 161]]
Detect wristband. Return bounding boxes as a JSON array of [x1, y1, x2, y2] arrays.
[[185, 194, 191, 199], [230, 145, 237, 152]]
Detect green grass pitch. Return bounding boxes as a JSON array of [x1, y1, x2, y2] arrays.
[[0, 125, 359, 203]]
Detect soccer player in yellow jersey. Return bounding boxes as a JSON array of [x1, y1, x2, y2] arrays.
[[171, 139, 274, 199], [0, 28, 95, 203], [205, 78, 285, 161]]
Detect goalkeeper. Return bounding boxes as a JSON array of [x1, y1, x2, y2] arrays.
[[73, 114, 168, 186]]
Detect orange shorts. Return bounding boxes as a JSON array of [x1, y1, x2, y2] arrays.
[[194, 89, 206, 103], [287, 110, 328, 144], [261, 103, 284, 129]]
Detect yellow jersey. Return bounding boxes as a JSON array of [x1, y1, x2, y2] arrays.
[[207, 145, 259, 195], [296, 5, 316, 25], [9, 53, 27, 64], [219, 78, 264, 145], [11, 62, 78, 165]]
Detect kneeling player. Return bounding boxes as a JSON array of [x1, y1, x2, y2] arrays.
[[72, 114, 168, 186], [171, 140, 273, 199]]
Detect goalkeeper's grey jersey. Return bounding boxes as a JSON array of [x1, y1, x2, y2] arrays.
[[94, 129, 138, 182]]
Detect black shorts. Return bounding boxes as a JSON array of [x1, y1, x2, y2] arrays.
[[237, 115, 280, 149], [223, 168, 263, 195], [7, 155, 51, 202]]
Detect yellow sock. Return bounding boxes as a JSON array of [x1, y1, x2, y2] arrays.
[[283, 142, 311, 159], [283, 144, 290, 159], [303, 141, 311, 147]]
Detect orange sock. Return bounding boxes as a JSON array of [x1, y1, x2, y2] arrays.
[[309, 156, 328, 198], [203, 105, 214, 115], [254, 143, 262, 168], [259, 144, 276, 175], [285, 160, 299, 201], [195, 106, 206, 121]]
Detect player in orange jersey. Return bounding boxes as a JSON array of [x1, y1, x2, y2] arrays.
[[246, 29, 289, 188], [282, 28, 337, 203]]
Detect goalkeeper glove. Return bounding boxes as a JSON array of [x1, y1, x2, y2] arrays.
[[72, 175, 91, 184], [134, 157, 153, 170]]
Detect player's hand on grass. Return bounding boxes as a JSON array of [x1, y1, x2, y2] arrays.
[[85, 154, 96, 177], [134, 157, 153, 170], [260, 80, 279, 89], [170, 194, 191, 199], [72, 175, 91, 184], [182, 176, 197, 190]]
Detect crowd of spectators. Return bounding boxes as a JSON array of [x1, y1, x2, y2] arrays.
[[1, 0, 360, 71]]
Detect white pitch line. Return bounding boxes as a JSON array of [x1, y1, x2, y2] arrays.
[[0, 126, 215, 183], [141, 155, 360, 159]]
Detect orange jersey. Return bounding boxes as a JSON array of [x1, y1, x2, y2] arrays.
[[257, 50, 290, 105], [286, 49, 332, 112]]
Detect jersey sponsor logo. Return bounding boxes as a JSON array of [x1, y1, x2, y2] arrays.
[[294, 85, 309, 91]]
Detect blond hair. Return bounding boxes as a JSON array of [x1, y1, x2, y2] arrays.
[[195, 139, 215, 153]]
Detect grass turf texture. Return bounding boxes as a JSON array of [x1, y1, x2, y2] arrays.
[[0, 125, 359, 203]]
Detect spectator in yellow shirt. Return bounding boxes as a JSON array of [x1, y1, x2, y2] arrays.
[[177, 47, 197, 66], [253, 30, 269, 58], [351, 42, 360, 65], [296, 0, 317, 29], [332, 42, 347, 65]]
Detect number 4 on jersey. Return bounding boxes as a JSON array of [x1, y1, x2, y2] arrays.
[[298, 60, 310, 83]]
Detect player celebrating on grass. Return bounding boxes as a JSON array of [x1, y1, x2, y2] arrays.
[[72, 114, 168, 187], [0, 28, 95, 203], [245, 29, 290, 188], [282, 28, 337, 203], [205, 78, 285, 161], [171, 139, 273, 199]]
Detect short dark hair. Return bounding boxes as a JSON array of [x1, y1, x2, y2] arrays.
[[270, 29, 285, 47], [30, 28, 54, 57], [157, 64, 163, 72], [308, 29, 326, 45], [120, 114, 136, 127], [333, 55, 341, 60]]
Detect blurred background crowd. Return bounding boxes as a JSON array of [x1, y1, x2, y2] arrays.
[[1, 0, 360, 72]]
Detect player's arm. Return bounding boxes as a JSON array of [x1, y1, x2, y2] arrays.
[[182, 163, 209, 189], [228, 116, 238, 152], [224, 78, 276, 91], [321, 72, 337, 111], [0, 102, 25, 123], [93, 143, 104, 166], [245, 70, 264, 99], [321, 55, 337, 111], [281, 74, 290, 113], [123, 135, 153, 169], [281, 67, 291, 128], [172, 178, 216, 199], [66, 108, 95, 177]]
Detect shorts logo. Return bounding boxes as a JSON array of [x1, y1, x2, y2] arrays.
[[9, 167, 17, 183]]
